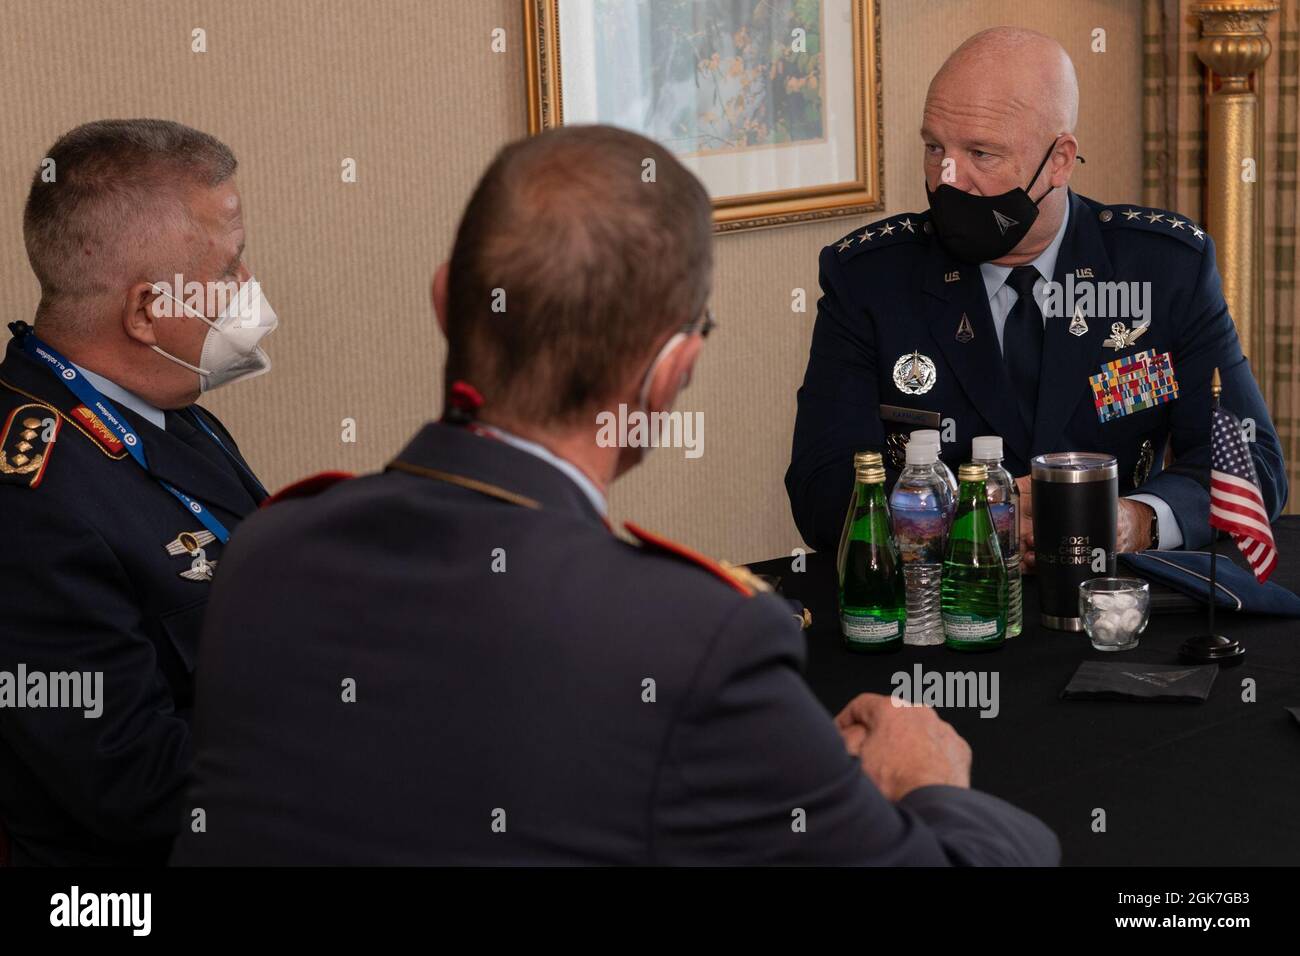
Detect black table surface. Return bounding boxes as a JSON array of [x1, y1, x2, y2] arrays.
[[750, 516, 1300, 865]]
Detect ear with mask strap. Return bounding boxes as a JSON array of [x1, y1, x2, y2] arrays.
[[1025, 138, 1060, 205], [637, 331, 688, 411]]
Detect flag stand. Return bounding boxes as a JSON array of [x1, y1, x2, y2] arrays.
[[1180, 368, 1245, 666]]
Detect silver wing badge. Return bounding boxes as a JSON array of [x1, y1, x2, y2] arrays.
[[166, 530, 215, 556], [166, 530, 218, 582], [1103, 322, 1149, 351]]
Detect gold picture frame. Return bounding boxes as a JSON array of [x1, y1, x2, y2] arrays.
[[525, 0, 884, 233]]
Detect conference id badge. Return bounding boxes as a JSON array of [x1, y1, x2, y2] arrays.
[[1088, 349, 1180, 424]]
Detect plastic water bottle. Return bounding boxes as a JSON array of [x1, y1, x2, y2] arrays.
[[889, 440, 950, 645], [972, 436, 1022, 638], [910, 429, 958, 507]]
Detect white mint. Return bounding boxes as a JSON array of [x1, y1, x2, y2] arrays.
[[1087, 604, 1146, 644]]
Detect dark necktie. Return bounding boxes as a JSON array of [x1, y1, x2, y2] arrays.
[[1003, 265, 1044, 430]]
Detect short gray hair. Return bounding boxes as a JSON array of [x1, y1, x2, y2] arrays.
[[23, 119, 238, 333]]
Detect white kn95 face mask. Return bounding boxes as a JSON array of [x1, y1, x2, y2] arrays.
[[149, 277, 278, 392]]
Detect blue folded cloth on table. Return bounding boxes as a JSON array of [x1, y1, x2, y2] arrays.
[[1118, 549, 1300, 617]]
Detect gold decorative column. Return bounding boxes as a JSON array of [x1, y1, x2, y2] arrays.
[[1191, 1, 1279, 357]]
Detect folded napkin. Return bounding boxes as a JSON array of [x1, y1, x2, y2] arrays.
[[1119, 550, 1300, 617], [1062, 661, 1218, 703]]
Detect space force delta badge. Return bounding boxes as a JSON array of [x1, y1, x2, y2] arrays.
[[892, 351, 937, 395], [1089, 349, 1180, 424]]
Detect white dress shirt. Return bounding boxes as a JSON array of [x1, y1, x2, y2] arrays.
[[977, 203, 1182, 548]]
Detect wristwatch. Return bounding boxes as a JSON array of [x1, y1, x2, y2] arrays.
[[1147, 505, 1160, 550]]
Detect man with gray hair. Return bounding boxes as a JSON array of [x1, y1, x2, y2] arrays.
[[0, 119, 274, 865], [172, 124, 1056, 866]]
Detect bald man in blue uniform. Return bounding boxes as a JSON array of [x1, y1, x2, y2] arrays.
[[786, 27, 1286, 556]]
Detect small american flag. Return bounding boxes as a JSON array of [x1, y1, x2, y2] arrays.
[[1210, 405, 1277, 581]]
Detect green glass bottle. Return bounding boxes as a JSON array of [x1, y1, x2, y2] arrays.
[[837, 452, 906, 652], [941, 463, 1009, 651]]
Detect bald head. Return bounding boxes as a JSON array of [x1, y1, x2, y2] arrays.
[[929, 27, 1078, 142]]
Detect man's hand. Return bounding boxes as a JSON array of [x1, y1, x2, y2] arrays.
[[834, 693, 972, 801], [1118, 498, 1155, 552], [1016, 475, 1034, 572]]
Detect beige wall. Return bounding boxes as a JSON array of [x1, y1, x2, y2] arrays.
[[0, 0, 1142, 563]]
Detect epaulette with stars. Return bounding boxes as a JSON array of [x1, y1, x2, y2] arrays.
[[1096, 203, 1207, 251], [0, 400, 60, 489], [829, 212, 930, 263]]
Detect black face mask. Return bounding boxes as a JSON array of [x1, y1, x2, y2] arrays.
[[925, 140, 1058, 263]]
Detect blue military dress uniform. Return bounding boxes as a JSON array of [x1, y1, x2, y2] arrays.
[[0, 329, 266, 865], [786, 190, 1288, 553]]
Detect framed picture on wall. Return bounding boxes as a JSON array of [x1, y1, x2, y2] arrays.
[[525, 0, 884, 233]]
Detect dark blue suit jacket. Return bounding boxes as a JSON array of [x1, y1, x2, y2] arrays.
[[0, 336, 265, 865], [172, 422, 1058, 865], [787, 191, 1287, 553]]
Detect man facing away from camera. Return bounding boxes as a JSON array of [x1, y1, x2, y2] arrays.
[[172, 125, 1057, 866]]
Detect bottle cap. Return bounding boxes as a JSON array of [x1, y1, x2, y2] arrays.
[[910, 429, 940, 445], [853, 450, 883, 468], [904, 441, 937, 465], [957, 462, 989, 483], [855, 464, 886, 484], [971, 436, 1003, 460]]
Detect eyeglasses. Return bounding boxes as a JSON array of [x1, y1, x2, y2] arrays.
[[682, 307, 716, 339]]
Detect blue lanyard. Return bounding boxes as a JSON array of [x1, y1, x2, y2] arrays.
[[185, 407, 267, 498], [18, 331, 233, 544]]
